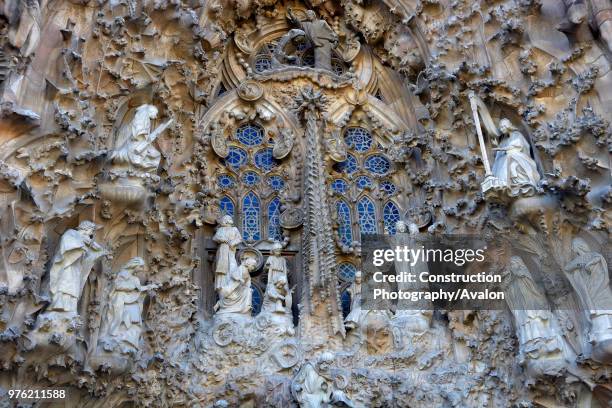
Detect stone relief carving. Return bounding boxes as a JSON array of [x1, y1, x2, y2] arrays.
[[98, 257, 158, 356], [564, 238, 612, 363], [0, 0, 610, 406]]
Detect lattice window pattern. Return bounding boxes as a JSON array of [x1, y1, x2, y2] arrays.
[[344, 127, 373, 153], [383, 201, 401, 235], [219, 196, 235, 217], [357, 196, 377, 235], [364, 155, 391, 175], [242, 192, 261, 241], [268, 197, 282, 241], [338, 263, 357, 282], [336, 200, 353, 246], [236, 124, 264, 146]]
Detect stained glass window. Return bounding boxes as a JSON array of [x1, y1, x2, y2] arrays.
[[356, 175, 373, 189], [217, 174, 235, 189], [255, 56, 272, 73], [254, 148, 278, 172], [251, 284, 262, 316], [219, 196, 234, 217], [267, 175, 285, 191], [357, 196, 377, 235], [336, 200, 353, 246], [364, 155, 390, 175], [341, 289, 351, 319], [383, 201, 401, 235], [236, 124, 264, 146], [242, 171, 260, 186], [338, 263, 357, 282], [224, 146, 248, 170], [242, 192, 261, 241], [380, 181, 396, 196], [268, 197, 282, 241], [331, 179, 348, 194], [344, 127, 372, 153], [334, 154, 358, 174]]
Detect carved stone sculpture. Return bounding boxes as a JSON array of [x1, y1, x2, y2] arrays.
[[392, 221, 432, 334], [262, 242, 292, 316], [503, 256, 566, 377], [109, 104, 172, 177], [491, 119, 541, 197], [98, 257, 158, 355], [46, 221, 104, 315], [564, 238, 612, 362], [288, 9, 338, 71], [213, 215, 242, 291], [214, 255, 256, 316], [291, 353, 353, 408]]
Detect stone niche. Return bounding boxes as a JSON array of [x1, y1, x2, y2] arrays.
[[0, 0, 610, 407]]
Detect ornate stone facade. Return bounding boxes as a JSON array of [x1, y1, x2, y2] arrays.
[[0, 0, 610, 406]]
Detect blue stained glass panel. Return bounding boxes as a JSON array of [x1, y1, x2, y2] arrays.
[[242, 192, 261, 241], [383, 201, 401, 235], [217, 174, 235, 189], [224, 146, 248, 170], [236, 124, 264, 146], [380, 181, 397, 196], [336, 200, 353, 246], [255, 56, 271, 73], [268, 197, 282, 241], [338, 263, 356, 282], [334, 154, 358, 174], [331, 179, 348, 194], [341, 290, 351, 319], [267, 175, 285, 191], [219, 196, 234, 217], [364, 155, 391, 175], [344, 127, 373, 152], [254, 148, 278, 172], [242, 171, 260, 186], [251, 284, 262, 316], [356, 175, 373, 189], [357, 196, 377, 235]]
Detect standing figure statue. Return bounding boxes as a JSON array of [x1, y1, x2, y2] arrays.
[[99, 257, 159, 355], [214, 256, 257, 316], [503, 256, 566, 377], [564, 238, 612, 362], [491, 119, 541, 197], [47, 221, 105, 315], [288, 9, 338, 71], [213, 215, 242, 291], [110, 104, 173, 176], [392, 221, 432, 334], [262, 242, 292, 315]]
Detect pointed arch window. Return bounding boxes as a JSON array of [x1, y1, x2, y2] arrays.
[[242, 192, 261, 242], [268, 197, 282, 242], [357, 196, 377, 235], [336, 200, 353, 246], [383, 201, 401, 235], [219, 196, 235, 217]]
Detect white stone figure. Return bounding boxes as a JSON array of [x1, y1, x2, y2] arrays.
[[262, 242, 292, 315], [344, 270, 392, 332], [563, 238, 612, 362], [503, 256, 565, 376], [47, 221, 105, 315], [491, 119, 541, 197], [99, 257, 158, 354], [393, 221, 432, 334], [214, 256, 257, 316], [110, 104, 173, 175], [213, 215, 242, 291]]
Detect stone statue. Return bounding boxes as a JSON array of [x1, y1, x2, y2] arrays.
[[291, 353, 354, 408], [392, 221, 432, 334], [491, 119, 541, 197], [503, 256, 566, 376], [214, 255, 257, 316], [287, 9, 338, 71], [47, 221, 105, 315], [344, 270, 392, 333], [262, 242, 292, 315], [213, 215, 242, 291], [563, 238, 612, 362], [99, 257, 159, 355], [110, 104, 173, 176]]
